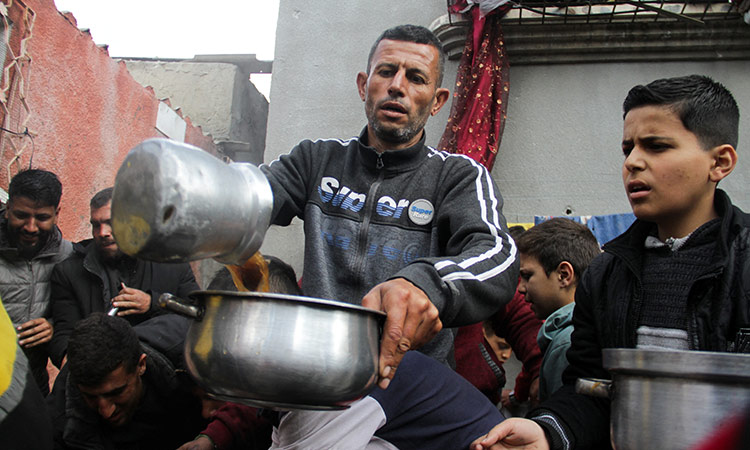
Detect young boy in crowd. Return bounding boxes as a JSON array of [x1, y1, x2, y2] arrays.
[[515, 218, 600, 401], [473, 74, 749, 450]]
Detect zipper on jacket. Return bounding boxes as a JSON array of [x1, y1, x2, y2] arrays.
[[376, 154, 384, 170], [353, 163, 385, 281], [27, 260, 34, 320], [686, 268, 723, 350]]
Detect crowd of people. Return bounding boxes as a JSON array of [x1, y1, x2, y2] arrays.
[[1, 22, 749, 450]]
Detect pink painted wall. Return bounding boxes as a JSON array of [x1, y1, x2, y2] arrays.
[[0, 0, 218, 242]]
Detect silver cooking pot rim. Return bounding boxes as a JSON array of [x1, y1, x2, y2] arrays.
[[159, 290, 386, 410]]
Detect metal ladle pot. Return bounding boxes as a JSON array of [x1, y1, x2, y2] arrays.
[[111, 138, 273, 264], [159, 290, 386, 410]]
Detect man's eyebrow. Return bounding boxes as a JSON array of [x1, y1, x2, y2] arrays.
[[83, 383, 128, 397], [374, 62, 397, 70]]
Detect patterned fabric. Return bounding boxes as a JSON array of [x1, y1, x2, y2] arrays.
[[439, 2, 512, 171]]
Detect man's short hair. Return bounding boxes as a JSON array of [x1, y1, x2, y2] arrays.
[[516, 218, 600, 283], [8, 169, 62, 208], [90, 187, 114, 210], [67, 313, 142, 387], [366, 24, 445, 87], [623, 74, 740, 150]]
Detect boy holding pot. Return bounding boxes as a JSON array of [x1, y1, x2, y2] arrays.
[[472, 74, 750, 449]]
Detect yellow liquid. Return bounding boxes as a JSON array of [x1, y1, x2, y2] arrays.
[[225, 251, 270, 292]]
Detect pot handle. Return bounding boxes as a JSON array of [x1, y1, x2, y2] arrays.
[[158, 293, 204, 321], [575, 378, 612, 398]]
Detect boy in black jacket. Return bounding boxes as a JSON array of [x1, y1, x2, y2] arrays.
[[472, 75, 749, 449]]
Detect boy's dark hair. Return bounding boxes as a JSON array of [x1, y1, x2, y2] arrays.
[[508, 225, 527, 242], [67, 313, 143, 387], [367, 24, 445, 87], [90, 187, 114, 210], [623, 74, 739, 150], [8, 169, 62, 208], [207, 255, 302, 296], [516, 218, 600, 283], [266, 255, 303, 296]]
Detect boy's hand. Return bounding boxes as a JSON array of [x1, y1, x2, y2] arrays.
[[470, 418, 550, 449], [362, 278, 442, 389], [17, 317, 53, 347]]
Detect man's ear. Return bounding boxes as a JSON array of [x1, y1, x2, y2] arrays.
[[430, 88, 450, 116], [137, 353, 147, 376], [356, 72, 368, 102], [709, 144, 737, 183], [556, 261, 575, 288]]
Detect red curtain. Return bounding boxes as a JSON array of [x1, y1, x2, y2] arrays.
[[438, 4, 511, 171]]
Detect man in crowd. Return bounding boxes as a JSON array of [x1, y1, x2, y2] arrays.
[[47, 313, 206, 449], [260, 24, 519, 388], [0, 169, 73, 395], [48, 187, 199, 367]]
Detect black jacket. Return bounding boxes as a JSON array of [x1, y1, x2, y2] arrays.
[[531, 190, 750, 449], [48, 343, 204, 450], [48, 240, 199, 367]]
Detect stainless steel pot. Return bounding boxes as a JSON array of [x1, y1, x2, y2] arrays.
[[576, 348, 750, 450], [159, 291, 386, 410], [111, 138, 273, 264]]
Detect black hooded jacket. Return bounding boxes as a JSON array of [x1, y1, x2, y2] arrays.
[[530, 189, 750, 449]]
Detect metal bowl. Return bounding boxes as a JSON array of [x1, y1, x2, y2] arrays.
[[159, 290, 385, 410]]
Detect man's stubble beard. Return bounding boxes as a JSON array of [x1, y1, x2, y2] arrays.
[[366, 97, 432, 147], [7, 226, 51, 259]]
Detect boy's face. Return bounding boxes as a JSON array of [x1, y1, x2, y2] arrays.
[[518, 253, 564, 320], [622, 105, 719, 238]]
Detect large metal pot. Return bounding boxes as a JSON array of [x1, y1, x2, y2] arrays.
[[159, 290, 385, 410], [111, 138, 273, 265], [576, 348, 750, 450]]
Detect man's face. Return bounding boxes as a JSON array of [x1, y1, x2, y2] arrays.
[[518, 253, 563, 320], [91, 201, 121, 261], [356, 39, 449, 152], [5, 196, 59, 258], [622, 105, 720, 239], [78, 356, 146, 428]]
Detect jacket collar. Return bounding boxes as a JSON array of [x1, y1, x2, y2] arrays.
[[356, 126, 429, 172], [604, 189, 743, 270]]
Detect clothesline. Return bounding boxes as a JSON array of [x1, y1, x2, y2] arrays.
[[509, 212, 636, 246]]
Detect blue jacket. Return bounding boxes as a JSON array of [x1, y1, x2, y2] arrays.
[[537, 302, 574, 401]]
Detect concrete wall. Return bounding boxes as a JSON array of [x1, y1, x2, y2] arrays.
[[123, 59, 269, 161], [125, 61, 239, 140], [264, 0, 750, 275], [0, 0, 218, 243]]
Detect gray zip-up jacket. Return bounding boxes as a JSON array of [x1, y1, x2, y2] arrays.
[[0, 215, 73, 326], [261, 129, 519, 364]]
